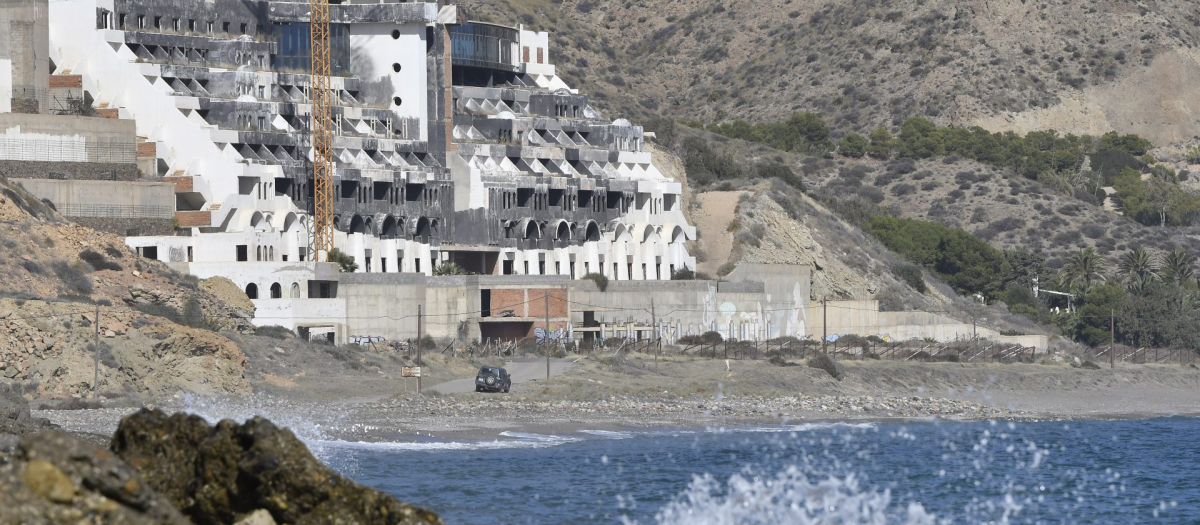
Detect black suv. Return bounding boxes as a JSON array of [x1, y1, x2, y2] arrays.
[[475, 366, 511, 393]]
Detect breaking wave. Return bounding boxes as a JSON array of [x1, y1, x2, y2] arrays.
[[631, 466, 938, 525]]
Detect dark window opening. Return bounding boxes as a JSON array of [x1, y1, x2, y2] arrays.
[[236, 245, 248, 262], [517, 188, 533, 207], [548, 188, 564, 208], [405, 183, 423, 202], [481, 289, 492, 317], [607, 192, 622, 209], [503, 260, 514, 275], [245, 283, 258, 299]]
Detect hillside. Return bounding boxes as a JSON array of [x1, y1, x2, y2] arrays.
[[460, 0, 1200, 144], [0, 177, 252, 399]]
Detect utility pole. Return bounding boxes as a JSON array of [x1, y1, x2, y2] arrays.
[[972, 313, 977, 358], [822, 298, 828, 354], [92, 303, 99, 400], [1110, 309, 1115, 369], [544, 293, 551, 382], [416, 305, 423, 394], [651, 299, 658, 372]]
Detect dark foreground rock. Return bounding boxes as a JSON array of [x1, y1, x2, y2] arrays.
[[0, 430, 191, 524], [111, 409, 442, 525]]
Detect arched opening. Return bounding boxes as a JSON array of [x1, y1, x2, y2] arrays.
[[555, 221, 570, 241], [585, 221, 601, 242], [283, 212, 299, 232], [414, 216, 431, 242], [349, 214, 366, 234], [291, 282, 301, 298], [381, 215, 399, 239], [524, 220, 540, 240], [269, 247, 274, 261], [245, 283, 259, 300], [670, 225, 686, 243], [430, 219, 440, 238], [270, 282, 282, 299], [250, 212, 270, 232]]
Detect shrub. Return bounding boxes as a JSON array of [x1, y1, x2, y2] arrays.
[[717, 261, 738, 276], [581, 272, 609, 292], [864, 216, 1009, 298], [104, 245, 125, 259], [891, 183, 917, 196], [679, 331, 723, 345], [254, 325, 296, 340], [433, 262, 470, 276], [837, 133, 867, 158], [891, 262, 927, 293], [1079, 360, 1101, 370], [327, 248, 358, 273], [671, 268, 711, 280], [79, 249, 122, 271], [21, 260, 44, 275], [806, 353, 845, 380], [53, 261, 93, 295], [768, 355, 798, 367]]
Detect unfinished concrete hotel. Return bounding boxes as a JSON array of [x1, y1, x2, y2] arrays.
[[3, 0, 1046, 348], [51, 0, 693, 286]]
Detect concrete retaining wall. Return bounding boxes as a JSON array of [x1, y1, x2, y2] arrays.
[[16, 179, 173, 218], [0, 113, 136, 164]]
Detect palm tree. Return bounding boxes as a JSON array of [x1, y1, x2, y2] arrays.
[[1061, 247, 1108, 294], [1117, 247, 1160, 286], [1161, 247, 1196, 285], [1125, 272, 1156, 295]]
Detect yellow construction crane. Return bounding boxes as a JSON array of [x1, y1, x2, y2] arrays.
[[309, 0, 334, 263]]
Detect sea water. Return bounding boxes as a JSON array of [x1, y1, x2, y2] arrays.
[[319, 418, 1199, 524]]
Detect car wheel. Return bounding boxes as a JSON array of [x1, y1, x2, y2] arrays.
[[503, 385, 509, 393]]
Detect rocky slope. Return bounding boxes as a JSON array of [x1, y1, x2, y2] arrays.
[[460, 0, 1200, 144], [0, 177, 253, 399]]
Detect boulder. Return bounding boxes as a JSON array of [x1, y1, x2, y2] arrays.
[[111, 409, 443, 525], [0, 430, 191, 524]]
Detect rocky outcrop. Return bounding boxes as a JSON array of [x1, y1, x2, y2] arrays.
[[0, 430, 190, 524], [111, 409, 442, 525]]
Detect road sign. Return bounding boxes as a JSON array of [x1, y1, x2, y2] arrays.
[[401, 366, 422, 378]]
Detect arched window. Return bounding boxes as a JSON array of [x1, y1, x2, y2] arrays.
[[269, 247, 275, 261], [291, 282, 301, 298], [245, 283, 259, 299], [270, 283, 282, 299]]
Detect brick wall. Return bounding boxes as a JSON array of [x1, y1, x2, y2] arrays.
[[490, 289, 526, 316], [175, 211, 212, 228], [487, 288, 568, 318], [162, 176, 193, 192], [48, 75, 82, 89]]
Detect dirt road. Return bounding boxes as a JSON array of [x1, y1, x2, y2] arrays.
[[427, 358, 579, 394]]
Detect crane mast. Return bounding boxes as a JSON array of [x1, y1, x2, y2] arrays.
[[309, 0, 334, 263]]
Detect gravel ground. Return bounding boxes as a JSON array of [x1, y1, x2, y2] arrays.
[[34, 354, 1200, 445]]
